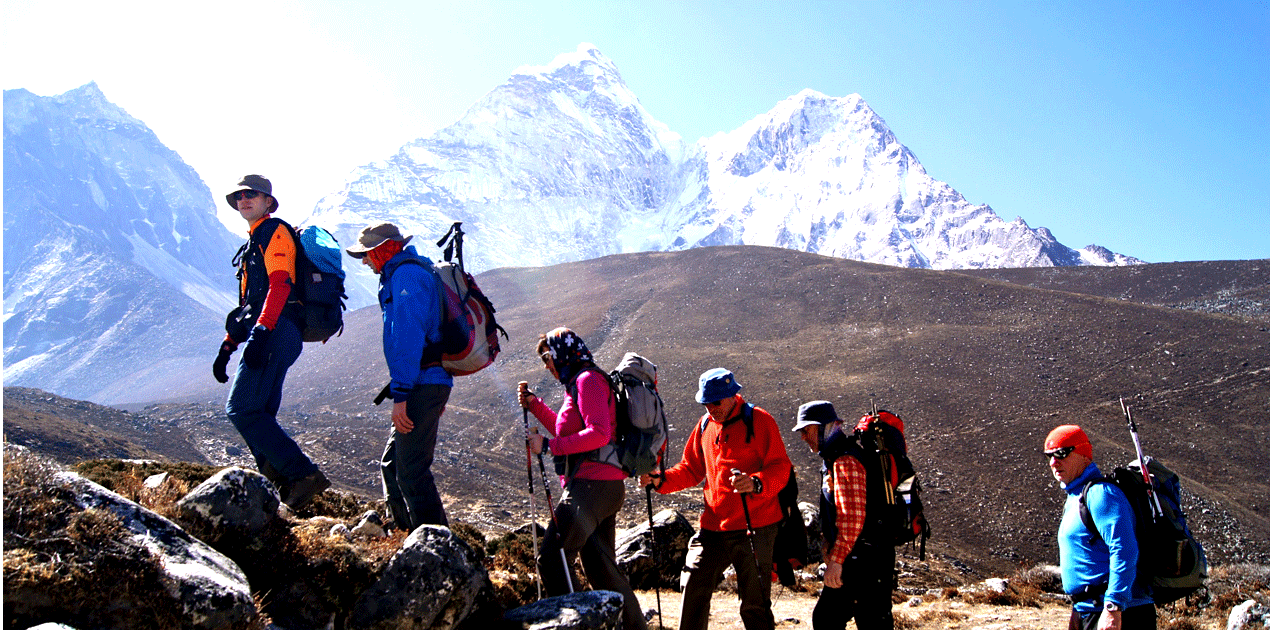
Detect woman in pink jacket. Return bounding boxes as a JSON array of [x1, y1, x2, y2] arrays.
[[518, 327, 646, 630]]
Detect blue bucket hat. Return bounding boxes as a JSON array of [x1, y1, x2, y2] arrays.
[[696, 368, 742, 404]]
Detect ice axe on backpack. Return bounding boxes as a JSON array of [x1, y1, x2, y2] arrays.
[[1121, 397, 1165, 520]]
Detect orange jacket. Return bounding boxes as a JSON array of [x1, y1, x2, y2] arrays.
[[657, 396, 792, 532]]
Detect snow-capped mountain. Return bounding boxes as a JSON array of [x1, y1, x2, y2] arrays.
[[4, 83, 240, 401], [310, 44, 688, 305], [671, 89, 1139, 269], [311, 44, 1137, 308]]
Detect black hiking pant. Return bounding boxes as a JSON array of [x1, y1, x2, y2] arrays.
[[813, 540, 895, 630]]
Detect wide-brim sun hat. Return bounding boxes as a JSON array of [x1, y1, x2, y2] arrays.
[[225, 174, 276, 210], [696, 368, 742, 404], [346, 222, 413, 257]]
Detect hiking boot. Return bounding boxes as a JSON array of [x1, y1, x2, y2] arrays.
[[258, 461, 289, 502], [284, 470, 331, 510]]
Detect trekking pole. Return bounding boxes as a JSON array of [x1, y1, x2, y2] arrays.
[[644, 483, 664, 628], [520, 396, 543, 601], [533, 426, 574, 594], [1121, 397, 1164, 520], [733, 469, 766, 583]]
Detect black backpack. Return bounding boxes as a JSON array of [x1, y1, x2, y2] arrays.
[[1078, 457, 1208, 604], [854, 410, 930, 559], [231, 218, 347, 343]]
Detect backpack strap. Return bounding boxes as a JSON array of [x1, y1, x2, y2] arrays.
[[697, 403, 755, 459], [1078, 478, 1114, 544], [560, 366, 619, 476]]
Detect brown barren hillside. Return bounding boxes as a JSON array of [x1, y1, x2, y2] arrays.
[[8, 246, 1269, 577]]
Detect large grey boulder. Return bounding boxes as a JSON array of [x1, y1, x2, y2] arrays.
[[502, 591, 624, 630], [174, 467, 281, 544], [615, 508, 695, 589], [799, 501, 823, 563], [1227, 599, 1270, 630], [7, 471, 256, 630], [349, 525, 490, 630]]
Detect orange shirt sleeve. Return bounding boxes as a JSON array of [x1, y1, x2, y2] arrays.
[[255, 219, 296, 330]]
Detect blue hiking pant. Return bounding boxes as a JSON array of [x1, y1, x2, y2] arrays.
[[381, 384, 451, 530], [225, 317, 316, 483]]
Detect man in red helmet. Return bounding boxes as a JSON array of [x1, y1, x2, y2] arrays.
[[1045, 425, 1154, 630]]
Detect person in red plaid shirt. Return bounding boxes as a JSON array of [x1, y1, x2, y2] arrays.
[[793, 400, 895, 630]]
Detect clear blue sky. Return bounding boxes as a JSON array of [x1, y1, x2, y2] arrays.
[[5, 0, 1268, 262]]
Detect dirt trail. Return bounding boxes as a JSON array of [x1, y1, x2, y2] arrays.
[[633, 589, 1075, 630]]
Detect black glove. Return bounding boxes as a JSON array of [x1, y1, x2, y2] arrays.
[[212, 341, 237, 383], [242, 325, 272, 369]]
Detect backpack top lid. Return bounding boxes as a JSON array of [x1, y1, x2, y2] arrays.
[[857, 410, 904, 435], [614, 352, 656, 385], [299, 226, 345, 278]]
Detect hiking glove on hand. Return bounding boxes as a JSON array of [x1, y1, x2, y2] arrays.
[[213, 341, 237, 383], [242, 325, 272, 369]]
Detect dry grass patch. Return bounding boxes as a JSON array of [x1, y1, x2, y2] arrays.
[[2, 450, 217, 629]]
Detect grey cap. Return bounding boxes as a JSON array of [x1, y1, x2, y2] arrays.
[[792, 400, 838, 432], [346, 222, 413, 257], [225, 174, 277, 210]]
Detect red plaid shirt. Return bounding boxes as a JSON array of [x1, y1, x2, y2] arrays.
[[826, 455, 868, 565]]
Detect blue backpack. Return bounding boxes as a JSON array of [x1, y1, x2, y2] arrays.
[[294, 225, 347, 342], [233, 219, 347, 343]]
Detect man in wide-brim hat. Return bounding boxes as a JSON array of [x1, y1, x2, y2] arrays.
[[348, 222, 453, 531]]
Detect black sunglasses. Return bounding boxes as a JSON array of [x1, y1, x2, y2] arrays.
[[1044, 446, 1076, 460], [232, 190, 262, 201]]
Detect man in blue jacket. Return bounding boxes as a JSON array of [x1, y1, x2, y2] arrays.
[[1046, 425, 1155, 630], [348, 223, 454, 531]]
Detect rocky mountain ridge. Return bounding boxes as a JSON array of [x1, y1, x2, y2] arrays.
[[3, 83, 239, 401]]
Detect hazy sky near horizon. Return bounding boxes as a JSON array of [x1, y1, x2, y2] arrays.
[[5, 0, 1267, 263]]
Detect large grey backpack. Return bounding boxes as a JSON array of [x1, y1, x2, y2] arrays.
[[568, 353, 669, 478]]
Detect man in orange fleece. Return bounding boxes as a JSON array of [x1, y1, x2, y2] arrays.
[[640, 368, 792, 630]]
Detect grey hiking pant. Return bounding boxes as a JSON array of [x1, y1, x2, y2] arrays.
[[679, 522, 778, 630], [538, 477, 647, 630], [381, 384, 450, 531]]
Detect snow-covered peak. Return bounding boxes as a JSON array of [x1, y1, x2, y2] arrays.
[[306, 45, 1138, 307]]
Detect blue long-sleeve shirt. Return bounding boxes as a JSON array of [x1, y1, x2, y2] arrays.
[[379, 247, 453, 401], [1058, 463, 1153, 613]]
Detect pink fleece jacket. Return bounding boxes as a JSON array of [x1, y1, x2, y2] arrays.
[[528, 370, 625, 484]]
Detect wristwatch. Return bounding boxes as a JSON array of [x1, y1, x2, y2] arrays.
[[1104, 601, 1121, 612]]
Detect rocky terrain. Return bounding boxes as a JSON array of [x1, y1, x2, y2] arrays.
[[3, 450, 1267, 630], [5, 249, 1269, 582]]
